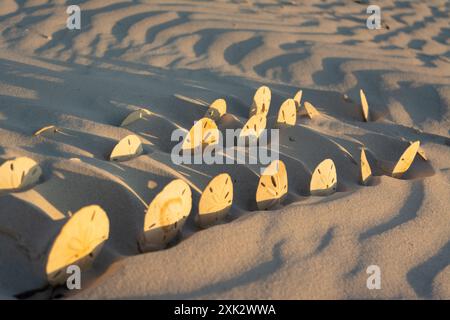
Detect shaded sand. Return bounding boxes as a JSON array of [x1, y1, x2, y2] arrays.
[[0, 0, 449, 299]]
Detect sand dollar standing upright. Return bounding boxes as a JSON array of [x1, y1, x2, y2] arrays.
[[310, 159, 337, 196], [239, 114, 267, 140], [181, 117, 219, 151], [360, 148, 372, 185], [277, 99, 297, 126], [249, 86, 271, 117], [293, 90, 303, 109], [120, 109, 151, 127], [110, 134, 143, 161], [360, 89, 370, 122], [392, 141, 420, 178], [304, 101, 320, 119], [139, 179, 192, 252], [256, 160, 288, 210], [46, 205, 110, 286], [197, 173, 233, 228], [0, 157, 42, 192], [205, 99, 227, 121]]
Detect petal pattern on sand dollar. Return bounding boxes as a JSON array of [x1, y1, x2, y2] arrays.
[[240, 114, 267, 140], [277, 99, 297, 126], [0, 157, 42, 192], [249, 86, 271, 117], [310, 159, 337, 196], [256, 160, 288, 210], [181, 117, 219, 151]]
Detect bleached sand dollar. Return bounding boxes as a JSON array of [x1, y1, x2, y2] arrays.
[[239, 114, 267, 140], [392, 141, 420, 178], [139, 179, 192, 251], [34, 125, 59, 136], [360, 89, 370, 122], [304, 101, 320, 119], [256, 160, 288, 210], [0, 157, 42, 192], [249, 86, 271, 117], [277, 99, 297, 126], [205, 99, 227, 121], [360, 148, 372, 185], [310, 159, 337, 196], [181, 117, 219, 151], [120, 109, 151, 127], [46, 205, 110, 286], [110, 134, 143, 162], [294, 90, 303, 109], [197, 173, 233, 228]]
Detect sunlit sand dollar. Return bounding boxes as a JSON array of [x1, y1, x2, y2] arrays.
[[181, 117, 219, 151], [360, 89, 370, 122], [110, 134, 143, 161], [239, 114, 267, 140], [276, 98, 297, 126], [0, 157, 42, 192], [46, 205, 110, 286], [360, 148, 372, 185], [304, 101, 320, 119], [310, 159, 337, 196], [120, 109, 151, 127], [293, 90, 303, 109], [392, 141, 420, 178], [197, 173, 233, 228], [139, 179, 192, 252], [249, 86, 271, 117], [33, 125, 60, 136], [204, 99, 227, 121], [256, 160, 288, 210]]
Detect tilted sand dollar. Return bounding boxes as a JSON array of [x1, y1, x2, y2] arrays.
[[34, 125, 59, 136], [256, 160, 288, 210], [120, 108, 151, 127], [46, 205, 110, 286], [110, 134, 143, 161], [294, 90, 303, 109], [139, 179, 192, 251], [205, 99, 227, 121], [304, 101, 320, 119], [181, 117, 219, 150], [197, 173, 233, 228], [239, 114, 267, 140], [0, 157, 42, 192], [277, 99, 297, 126], [392, 141, 420, 178], [360, 148, 372, 185], [360, 89, 370, 122], [249, 86, 271, 117], [310, 159, 337, 196]]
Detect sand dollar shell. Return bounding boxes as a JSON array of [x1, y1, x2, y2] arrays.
[[120, 109, 151, 127], [360, 89, 370, 122], [197, 173, 233, 228], [181, 118, 219, 151], [140, 179, 192, 251], [110, 134, 143, 161], [204, 99, 227, 121], [392, 141, 420, 178], [277, 99, 297, 126], [293, 90, 303, 109], [256, 160, 288, 210], [360, 148, 372, 185], [0, 157, 42, 192], [310, 159, 337, 196], [34, 125, 59, 137], [46, 205, 110, 286], [304, 101, 320, 119], [240, 114, 267, 140], [249, 86, 271, 117]]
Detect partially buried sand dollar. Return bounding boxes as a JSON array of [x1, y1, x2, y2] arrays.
[[197, 173, 233, 228], [120, 109, 151, 127], [239, 114, 267, 140], [0, 157, 42, 192], [303, 101, 320, 119], [46, 205, 110, 286], [249, 86, 271, 117], [110, 134, 143, 161], [392, 141, 420, 178], [293, 90, 303, 109], [360, 89, 370, 122], [139, 179, 192, 252], [181, 117, 219, 151], [256, 160, 288, 210], [204, 99, 227, 121], [360, 148, 372, 185], [277, 99, 297, 126], [310, 159, 337, 196]]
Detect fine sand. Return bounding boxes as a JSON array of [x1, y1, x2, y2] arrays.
[[0, 0, 449, 299]]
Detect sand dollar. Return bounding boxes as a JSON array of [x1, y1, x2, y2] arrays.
[[293, 90, 303, 109], [249, 86, 271, 117], [256, 160, 288, 210], [360, 89, 370, 122], [0, 157, 42, 192], [181, 118, 219, 151], [46, 205, 110, 286], [304, 101, 320, 119], [310, 159, 337, 196], [120, 109, 151, 127], [204, 99, 227, 121], [392, 141, 420, 178], [239, 114, 267, 140], [360, 148, 372, 185], [277, 99, 297, 126], [110, 134, 143, 161]]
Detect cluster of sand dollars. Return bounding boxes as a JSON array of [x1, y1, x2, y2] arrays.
[[0, 86, 425, 286]]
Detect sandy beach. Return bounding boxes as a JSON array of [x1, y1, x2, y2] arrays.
[[0, 0, 449, 300]]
